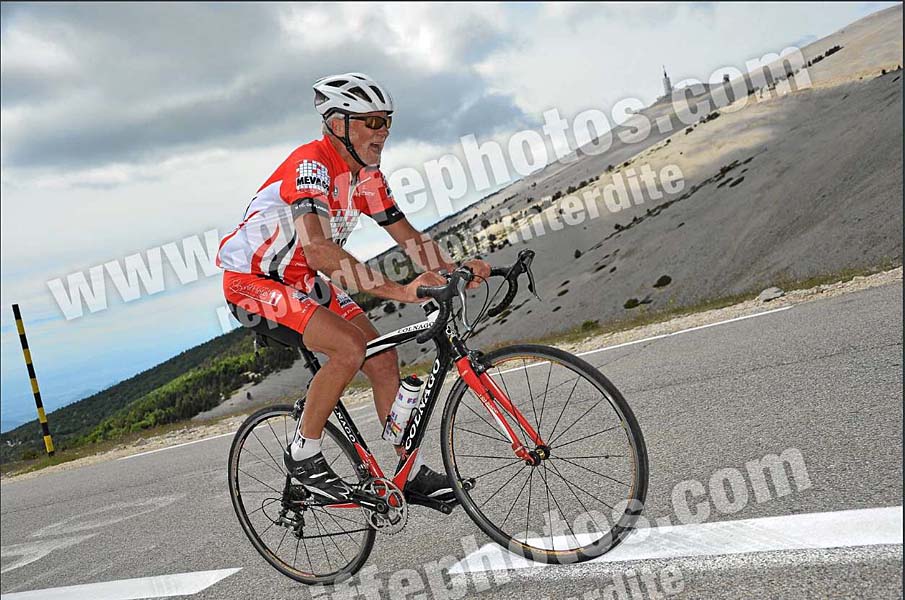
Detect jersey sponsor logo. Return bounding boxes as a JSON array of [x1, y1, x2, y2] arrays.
[[336, 291, 354, 308], [291, 290, 309, 301], [229, 280, 281, 302], [296, 160, 330, 195]]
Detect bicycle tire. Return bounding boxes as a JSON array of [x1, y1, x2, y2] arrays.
[[228, 405, 375, 584], [440, 344, 648, 564]]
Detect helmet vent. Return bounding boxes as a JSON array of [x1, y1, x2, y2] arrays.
[[346, 86, 370, 102], [370, 86, 385, 103]]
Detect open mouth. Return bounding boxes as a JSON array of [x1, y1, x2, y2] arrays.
[[369, 143, 383, 154]]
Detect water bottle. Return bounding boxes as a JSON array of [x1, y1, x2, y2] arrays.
[[382, 375, 423, 445]]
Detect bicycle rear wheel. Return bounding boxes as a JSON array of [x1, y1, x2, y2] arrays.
[[440, 344, 648, 564], [228, 405, 375, 584]]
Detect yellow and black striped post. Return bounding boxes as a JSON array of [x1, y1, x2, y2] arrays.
[[12, 304, 55, 456]]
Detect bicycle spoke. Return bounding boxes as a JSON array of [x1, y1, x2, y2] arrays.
[[546, 376, 581, 442], [251, 430, 285, 474], [554, 426, 619, 450], [470, 459, 523, 481], [558, 454, 626, 460], [283, 415, 289, 447], [523, 359, 540, 434], [237, 467, 282, 494], [541, 463, 553, 551], [275, 526, 290, 554], [310, 508, 333, 572], [240, 446, 285, 477], [322, 512, 351, 562], [455, 424, 511, 444], [501, 469, 532, 529], [541, 462, 581, 549], [319, 507, 368, 526], [293, 533, 302, 571], [301, 527, 313, 573], [553, 456, 629, 488], [547, 460, 615, 513], [549, 394, 609, 447], [479, 464, 528, 509], [266, 419, 284, 453], [244, 501, 276, 517], [538, 362, 553, 434]]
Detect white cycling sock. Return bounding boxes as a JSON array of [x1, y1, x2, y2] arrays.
[[407, 453, 425, 482], [290, 430, 322, 461]]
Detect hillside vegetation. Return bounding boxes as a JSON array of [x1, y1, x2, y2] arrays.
[[0, 328, 297, 463]]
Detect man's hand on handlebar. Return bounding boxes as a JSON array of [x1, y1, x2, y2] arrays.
[[400, 271, 447, 303], [462, 259, 491, 289]]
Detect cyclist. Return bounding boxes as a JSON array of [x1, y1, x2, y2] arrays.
[[217, 72, 490, 504]]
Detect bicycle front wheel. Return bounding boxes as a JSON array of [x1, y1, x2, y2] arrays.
[[228, 405, 375, 584], [440, 344, 648, 564]]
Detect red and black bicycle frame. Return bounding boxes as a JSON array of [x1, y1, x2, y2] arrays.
[[302, 325, 546, 502]]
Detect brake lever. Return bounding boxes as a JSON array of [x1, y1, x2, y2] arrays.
[[457, 274, 472, 332], [519, 250, 541, 300]]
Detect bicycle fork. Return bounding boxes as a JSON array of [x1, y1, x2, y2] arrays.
[[455, 356, 550, 465]]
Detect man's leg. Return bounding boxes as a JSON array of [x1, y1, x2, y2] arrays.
[[349, 313, 401, 449], [347, 313, 454, 501], [297, 307, 367, 438]]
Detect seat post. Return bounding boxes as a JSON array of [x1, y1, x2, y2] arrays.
[[299, 347, 321, 374]]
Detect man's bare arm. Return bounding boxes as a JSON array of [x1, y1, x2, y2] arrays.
[[383, 217, 490, 286], [296, 212, 443, 303], [382, 217, 456, 273]]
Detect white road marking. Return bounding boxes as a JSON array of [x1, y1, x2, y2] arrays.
[[495, 305, 793, 375], [118, 433, 233, 461], [576, 305, 793, 359], [448, 505, 903, 573], [0, 534, 98, 575], [0, 568, 241, 600]]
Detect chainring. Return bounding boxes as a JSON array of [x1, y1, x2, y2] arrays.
[[361, 477, 408, 535]]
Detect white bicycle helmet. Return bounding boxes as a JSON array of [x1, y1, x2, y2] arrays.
[[313, 72, 394, 117]]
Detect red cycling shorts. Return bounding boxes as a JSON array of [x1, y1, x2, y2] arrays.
[[223, 270, 363, 339]]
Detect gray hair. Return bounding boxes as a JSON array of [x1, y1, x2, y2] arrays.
[[322, 113, 343, 136]]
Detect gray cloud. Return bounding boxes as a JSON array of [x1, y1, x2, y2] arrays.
[[1, 4, 526, 171]]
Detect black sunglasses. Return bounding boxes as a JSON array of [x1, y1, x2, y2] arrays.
[[349, 115, 392, 130]]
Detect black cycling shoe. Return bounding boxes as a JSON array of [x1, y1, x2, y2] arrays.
[[283, 449, 353, 503], [405, 465, 456, 502]]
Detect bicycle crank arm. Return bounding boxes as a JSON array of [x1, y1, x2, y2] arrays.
[[404, 490, 456, 515], [348, 490, 390, 514]]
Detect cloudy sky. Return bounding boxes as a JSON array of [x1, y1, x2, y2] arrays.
[[0, 2, 895, 431]]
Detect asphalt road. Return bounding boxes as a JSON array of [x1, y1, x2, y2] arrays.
[[1, 282, 902, 599]]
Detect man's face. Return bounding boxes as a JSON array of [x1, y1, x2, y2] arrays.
[[343, 110, 391, 166]]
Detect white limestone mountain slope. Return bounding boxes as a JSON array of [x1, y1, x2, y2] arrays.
[[367, 5, 903, 365]]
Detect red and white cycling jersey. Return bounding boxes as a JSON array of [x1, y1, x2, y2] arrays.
[[216, 136, 403, 284]]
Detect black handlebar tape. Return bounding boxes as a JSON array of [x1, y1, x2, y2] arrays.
[[486, 267, 519, 317]]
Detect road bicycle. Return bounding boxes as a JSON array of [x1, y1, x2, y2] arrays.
[[227, 250, 649, 584]]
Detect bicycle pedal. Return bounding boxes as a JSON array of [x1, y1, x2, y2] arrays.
[[404, 490, 457, 514]]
